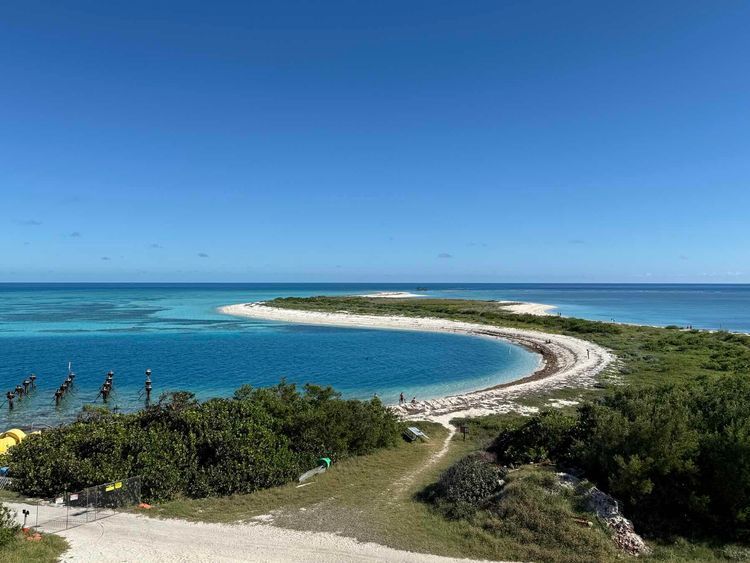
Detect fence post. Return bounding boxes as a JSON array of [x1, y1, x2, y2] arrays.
[[65, 492, 69, 530]]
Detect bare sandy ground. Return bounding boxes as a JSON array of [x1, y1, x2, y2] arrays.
[[360, 291, 427, 298], [496, 300, 557, 316], [219, 303, 614, 422], [7, 502, 491, 562]]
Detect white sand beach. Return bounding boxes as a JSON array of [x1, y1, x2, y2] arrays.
[[359, 291, 426, 298], [496, 300, 557, 316], [219, 302, 614, 422]]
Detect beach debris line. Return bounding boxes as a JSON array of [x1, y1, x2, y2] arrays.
[[298, 457, 332, 483]]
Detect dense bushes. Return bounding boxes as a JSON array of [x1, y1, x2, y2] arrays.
[[489, 374, 750, 539], [7, 382, 401, 502], [422, 454, 504, 519], [491, 410, 578, 466]]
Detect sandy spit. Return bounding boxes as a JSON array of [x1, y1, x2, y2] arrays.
[[360, 291, 427, 298], [219, 303, 614, 423], [495, 300, 557, 316]]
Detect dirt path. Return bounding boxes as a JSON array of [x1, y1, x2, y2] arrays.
[[392, 423, 457, 496]]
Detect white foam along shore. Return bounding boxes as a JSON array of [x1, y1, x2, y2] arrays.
[[219, 302, 614, 423]]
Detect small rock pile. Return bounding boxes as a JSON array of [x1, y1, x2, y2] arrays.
[[558, 472, 650, 556], [584, 486, 650, 556]]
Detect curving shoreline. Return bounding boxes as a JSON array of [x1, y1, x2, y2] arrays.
[[219, 302, 614, 423]]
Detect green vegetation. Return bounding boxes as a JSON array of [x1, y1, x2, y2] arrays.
[[0, 503, 67, 563], [420, 453, 505, 520], [153, 421, 448, 524], [457, 465, 619, 563], [6, 382, 400, 502], [489, 374, 750, 540], [155, 423, 620, 563], [0, 534, 68, 563], [263, 296, 750, 559], [0, 504, 17, 548]]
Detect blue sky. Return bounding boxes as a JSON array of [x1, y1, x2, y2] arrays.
[[2, 1, 749, 282]]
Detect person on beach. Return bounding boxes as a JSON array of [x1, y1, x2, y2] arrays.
[[411, 397, 417, 405], [399, 392, 404, 404]]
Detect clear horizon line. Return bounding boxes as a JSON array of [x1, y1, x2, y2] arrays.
[[0, 280, 748, 286]]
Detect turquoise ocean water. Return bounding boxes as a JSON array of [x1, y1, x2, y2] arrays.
[[0, 283, 748, 426]]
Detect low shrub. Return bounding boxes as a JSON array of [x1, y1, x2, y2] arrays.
[[422, 454, 504, 519]]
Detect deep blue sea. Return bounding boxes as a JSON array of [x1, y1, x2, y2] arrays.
[[0, 283, 748, 427]]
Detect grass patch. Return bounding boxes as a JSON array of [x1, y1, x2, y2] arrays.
[[473, 465, 618, 563], [647, 541, 750, 561], [0, 533, 67, 563]]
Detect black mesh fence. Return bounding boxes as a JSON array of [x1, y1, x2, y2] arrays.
[[29, 476, 142, 534]]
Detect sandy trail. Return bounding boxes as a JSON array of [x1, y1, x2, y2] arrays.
[[392, 423, 457, 497], [220, 303, 614, 422]]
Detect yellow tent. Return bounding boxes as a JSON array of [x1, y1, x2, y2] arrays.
[[0, 428, 27, 454]]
